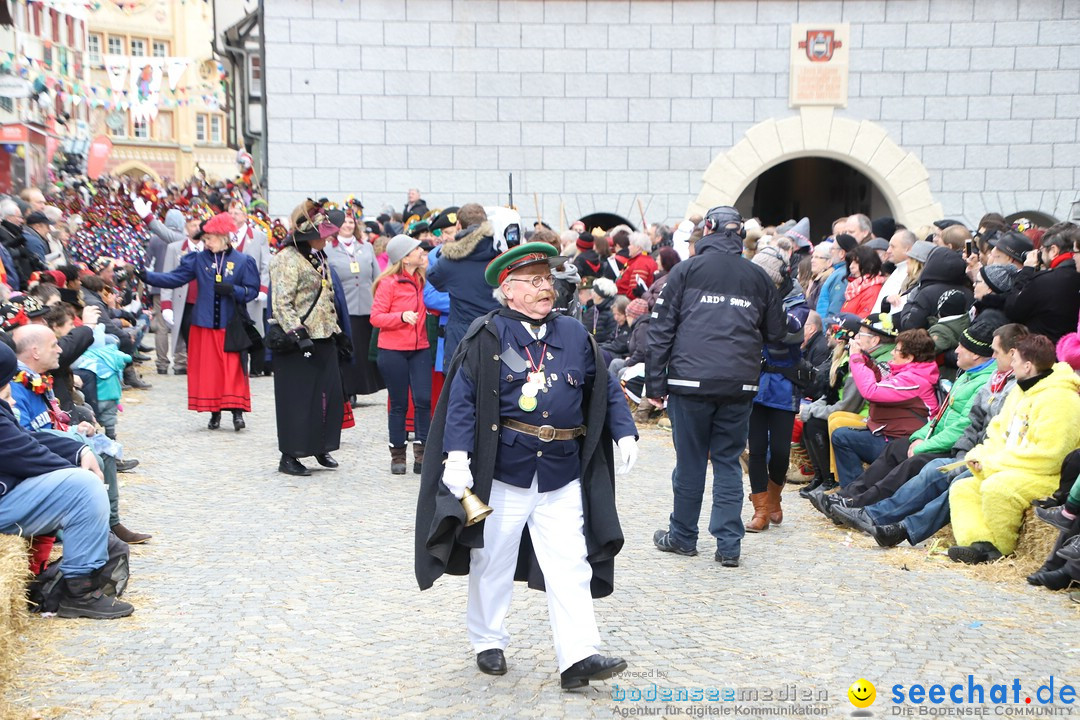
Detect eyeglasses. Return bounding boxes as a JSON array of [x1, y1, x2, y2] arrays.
[[507, 274, 555, 288]]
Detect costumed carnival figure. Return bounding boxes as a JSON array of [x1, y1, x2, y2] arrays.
[[415, 241, 640, 690]]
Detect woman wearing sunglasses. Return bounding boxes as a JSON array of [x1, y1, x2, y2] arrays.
[[371, 234, 430, 475], [269, 200, 350, 477]]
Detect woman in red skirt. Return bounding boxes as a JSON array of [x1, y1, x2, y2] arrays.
[[141, 212, 261, 430]]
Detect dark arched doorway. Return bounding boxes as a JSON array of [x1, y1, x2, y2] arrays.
[[1006, 210, 1058, 229], [577, 212, 636, 233], [734, 157, 892, 243]]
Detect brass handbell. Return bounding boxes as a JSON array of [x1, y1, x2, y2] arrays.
[[461, 488, 493, 527]]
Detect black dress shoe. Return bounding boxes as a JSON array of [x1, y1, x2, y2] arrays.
[[207, 412, 221, 430], [174, 368, 187, 375], [278, 454, 311, 476], [315, 453, 338, 468], [476, 649, 507, 676], [560, 654, 628, 690], [156, 368, 168, 375], [871, 522, 908, 548], [115, 458, 140, 473], [1028, 568, 1075, 591], [232, 411, 245, 432], [832, 505, 874, 534], [799, 477, 825, 499], [1036, 505, 1077, 532]]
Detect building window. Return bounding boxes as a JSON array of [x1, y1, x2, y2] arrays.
[[107, 35, 123, 56], [0, 97, 12, 113], [129, 38, 146, 57], [156, 111, 173, 141], [108, 121, 127, 138], [248, 55, 261, 96], [152, 40, 168, 58], [195, 113, 206, 142], [210, 115, 222, 144], [50, 9, 59, 43], [88, 34, 101, 64], [133, 119, 149, 139]]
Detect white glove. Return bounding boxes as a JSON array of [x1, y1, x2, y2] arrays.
[[162, 308, 174, 327], [442, 450, 474, 500], [799, 404, 811, 422], [257, 291, 267, 304], [616, 436, 638, 475], [132, 196, 152, 220]]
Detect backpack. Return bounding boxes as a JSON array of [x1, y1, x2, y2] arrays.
[[27, 532, 130, 613]]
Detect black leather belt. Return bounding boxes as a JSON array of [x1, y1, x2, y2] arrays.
[[501, 419, 586, 442]]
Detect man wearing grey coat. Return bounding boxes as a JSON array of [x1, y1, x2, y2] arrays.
[[142, 207, 188, 374], [229, 203, 272, 375]]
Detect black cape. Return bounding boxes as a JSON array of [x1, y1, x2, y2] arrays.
[[414, 310, 623, 598]]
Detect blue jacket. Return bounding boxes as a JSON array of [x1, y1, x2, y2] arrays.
[[21, 226, 48, 263], [146, 248, 260, 329], [423, 281, 450, 372], [427, 222, 501, 363], [0, 400, 85, 499], [0, 243, 18, 289], [754, 289, 810, 412], [816, 262, 848, 320], [445, 313, 637, 492]]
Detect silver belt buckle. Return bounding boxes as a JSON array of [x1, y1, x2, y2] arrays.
[[537, 424, 556, 442]]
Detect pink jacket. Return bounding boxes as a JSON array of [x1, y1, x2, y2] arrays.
[[850, 355, 940, 437]]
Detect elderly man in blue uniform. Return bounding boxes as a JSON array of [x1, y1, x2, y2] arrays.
[[415, 242, 638, 690]]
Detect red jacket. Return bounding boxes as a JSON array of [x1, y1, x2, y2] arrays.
[[616, 252, 658, 297], [371, 271, 429, 351]]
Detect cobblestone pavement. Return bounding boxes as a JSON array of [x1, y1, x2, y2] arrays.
[[13, 373, 1080, 719]]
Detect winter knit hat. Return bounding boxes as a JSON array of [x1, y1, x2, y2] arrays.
[[752, 247, 787, 286], [935, 289, 970, 319], [958, 316, 1000, 356], [387, 234, 422, 265], [871, 216, 896, 242], [626, 298, 649, 321], [592, 277, 617, 299], [834, 233, 858, 253], [980, 263, 1019, 294], [576, 232, 594, 251]]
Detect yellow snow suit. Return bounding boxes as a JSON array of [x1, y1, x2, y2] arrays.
[[950, 363, 1080, 555]]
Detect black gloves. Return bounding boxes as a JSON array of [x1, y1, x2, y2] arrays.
[[214, 282, 234, 297], [291, 327, 314, 355], [134, 267, 149, 283]]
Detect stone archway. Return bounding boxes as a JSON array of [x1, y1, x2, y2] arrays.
[[111, 160, 160, 182], [688, 107, 943, 231]]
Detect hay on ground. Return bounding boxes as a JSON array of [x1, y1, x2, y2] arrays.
[[0, 535, 29, 719]]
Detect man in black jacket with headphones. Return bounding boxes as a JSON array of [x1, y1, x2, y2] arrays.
[[647, 206, 787, 567]]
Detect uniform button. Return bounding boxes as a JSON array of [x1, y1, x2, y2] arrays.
[[536, 451, 543, 457], [506, 374, 513, 381], [542, 411, 549, 418], [490, 424, 498, 431], [492, 354, 498, 360]]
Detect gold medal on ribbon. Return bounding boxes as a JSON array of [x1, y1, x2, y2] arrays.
[[518, 394, 537, 412]]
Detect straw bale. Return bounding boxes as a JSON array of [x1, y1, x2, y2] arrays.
[[0, 535, 29, 720]]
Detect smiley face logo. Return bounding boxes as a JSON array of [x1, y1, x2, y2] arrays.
[[848, 679, 876, 708]]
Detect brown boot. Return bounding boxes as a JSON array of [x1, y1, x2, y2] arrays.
[[390, 446, 407, 475], [766, 481, 784, 526], [412, 442, 425, 474], [746, 492, 770, 533]]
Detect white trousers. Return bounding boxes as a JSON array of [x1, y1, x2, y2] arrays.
[[467, 477, 600, 672]]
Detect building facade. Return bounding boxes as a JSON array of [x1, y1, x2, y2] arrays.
[[264, 0, 1080, 233], [86, 0, 235, 182], [0, 0, 89, 191]]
